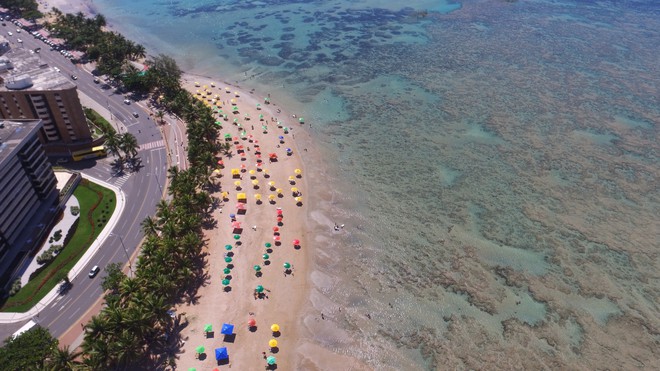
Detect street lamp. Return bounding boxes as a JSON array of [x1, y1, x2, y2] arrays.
[[153, 172, 163, 195], [110, 233, 133, 275]]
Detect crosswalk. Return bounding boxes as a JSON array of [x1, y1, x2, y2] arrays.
[[139, 139, 165, 151], [112, 173, 131, 188]]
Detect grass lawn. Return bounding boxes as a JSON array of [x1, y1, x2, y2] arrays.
[[1, 179, 116, 312]]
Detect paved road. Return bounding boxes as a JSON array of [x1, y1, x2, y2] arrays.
[[0, 20, 173, 340]]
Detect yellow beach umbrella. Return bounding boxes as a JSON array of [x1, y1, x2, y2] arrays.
[[276, 188, 283, 195], [268, 181, 276, 188], [249, 169, 256, 177], [237, 193, 247, 200], [269, 339, 278, 348], [294, 168, 302, 175], [234, 180, 242, 187], [194, 81, 200, 87], [221, 191, 229, 199], [268, 194, 276, 201], [231, 168, 240, 176], [230, 98, 236, 104], [288, 175, 295, 182], [291, 187, 298, 193], [295, 196, 303, 203], [271, 324, 280, 332], [211, 82, 216, 87], [252, 179, 259, 186], [234, 91, 240, 97], [254, 194, 262, 201]]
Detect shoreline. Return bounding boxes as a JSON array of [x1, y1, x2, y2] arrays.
[[37, 1, 371, 368]]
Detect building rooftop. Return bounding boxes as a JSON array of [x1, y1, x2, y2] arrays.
[[0, 119, 42, 164], [0, 48, 75, 91]]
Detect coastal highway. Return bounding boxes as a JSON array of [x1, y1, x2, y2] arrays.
[[0, 21, 173, 341]]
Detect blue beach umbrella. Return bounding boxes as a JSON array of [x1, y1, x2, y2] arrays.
[[215, 347, 229, 360]]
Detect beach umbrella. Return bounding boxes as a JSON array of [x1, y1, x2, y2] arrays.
[[267, 356, 277, 365], [295, 196, 303, 203], [236, 202, 246, 210], [263, 253, 270, 260], [229, 213, 236, 219], [204, 324, 213, 333], [224, 257, 232, 263], [272, 226, 279, 232], [283, 262, 291, 269], [195, 81, 200, 86], [248, 318, 257, 327], [235, 91, 240, 97], [299, 117, 305, 123], [221, 323, 235, 335], [231, 221, 241, 229], [265, 242, 272, 248], [268, 194, 276, 201], [196, 345, 205, 354], [256, 285, 264, 293], [254, 193, 262, 201], [233, 118, 239, 124], [277, 121, 283, 127], [291, 187, 298, 193], [278, 135, 284, 141], [270, 324, 280, 332], [277, 216, 283, 223], [252, 179, 259, 186], [237, 193, 247, 200], [221, 191, 229, 199], [286, 148, 292, 154], [259, 114, 264, 120], [249, 169, 256, 176], [230, 98, 236, 104], [268, 181, 276, 188], [253, 265, 261, 272], [293, 239, 300, 245], [234, 180, 241, 187], [283, 127, 289, 133], [269, 339, 278, 348], [273, 236, 281, 242], [225, 133, 232, 140], [215, 347, 228, 361], [276, 209, 283, 216], [294, 168, 302, 175], [233, 234, 241, 240], [189, 368, 196, 371], [276, 188, 283, 195], [223, 268, 231, 274], [231, 168, 240, 175]]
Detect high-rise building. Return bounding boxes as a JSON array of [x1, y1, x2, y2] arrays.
[[0, 47, 93, 156], [0, 119, 58, 287]]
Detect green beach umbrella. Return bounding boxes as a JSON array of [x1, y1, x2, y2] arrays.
[[189, 368, 197, 371], [223, 267, 231, 274], [265, 242, 272, 248], [283, 127, 289, 133], [234, 234, 241, 240], [262, 253, 270, 260], [256, 103, 261, 109], [233, 118, 239, 123], [232, 106, 239, 111], [224, 256, 233, 263], [277, 121, 283, 127], [259, 114, 264, 120], [244, 113, 250, 117], [224, 133, 231, 139], [267, 356, 276, 365], [264, 97, 270, 103], [253, 265, 261, 271], [222, 279, 230, 286], [299, 117, 304, 123], [223, 114, 229, 120], [262, 125, 268, 131], [256, 285, 264, 293], [215, 121, 222, 126], [225, 244, 233, 250], [204, 324, 212, 332], [283, 262, 291, 269], [195, 345, 205, 354]]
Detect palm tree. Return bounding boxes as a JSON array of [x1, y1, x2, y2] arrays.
[[119, 133, 140, 159], [140, 216, 159, 237], [104, 131, 122, 161], [155, 110, 165, 125], [48, 345, 83, 371]]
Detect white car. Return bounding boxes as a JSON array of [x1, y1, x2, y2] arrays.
[[17, 38, 22, 43], [7, 31, 12, 36], [88, 265, 100, 278], [54, 67, 60, 72], [15, 28, 20, 33], [123, 99, 131, 105]]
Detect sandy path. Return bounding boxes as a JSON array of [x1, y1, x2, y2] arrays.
[[175, 74, 312, 370]]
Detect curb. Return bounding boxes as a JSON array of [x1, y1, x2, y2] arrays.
[[0, 175, 126, 323]]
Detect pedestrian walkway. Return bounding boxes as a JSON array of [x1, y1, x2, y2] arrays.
[[110, 173, 131, 188], [139, 139, 165, 151]]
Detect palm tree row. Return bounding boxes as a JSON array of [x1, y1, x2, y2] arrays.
[[80, 53, 221, 369], [104, 131, 140, 163]]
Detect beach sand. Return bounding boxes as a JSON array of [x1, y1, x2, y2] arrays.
[[174, 74, 314, 370]]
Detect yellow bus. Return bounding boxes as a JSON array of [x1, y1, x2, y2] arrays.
[[71, 146, 107, 161]]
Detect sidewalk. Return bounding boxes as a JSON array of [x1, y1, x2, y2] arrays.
[[0, 175, 126, 324]]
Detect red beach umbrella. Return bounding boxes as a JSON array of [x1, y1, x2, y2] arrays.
[[293, 239, 300, 245], [272, 226, 279, 232], [248, 318, 257, 327], [276, 216, 283, 222], [276, 209, 283, 216], [231, 221, 241, 229], [273, 235, 281, 242]]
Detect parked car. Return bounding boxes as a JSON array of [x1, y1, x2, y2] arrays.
[[132, 112, 139, 118], [123, 98, 131, 105]]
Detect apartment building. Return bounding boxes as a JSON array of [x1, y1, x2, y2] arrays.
[[0, 47, 93, 156], [0, 119, 58, 287]]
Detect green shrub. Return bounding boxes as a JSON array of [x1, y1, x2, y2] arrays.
[[9, 279, 21, 296], [70, 206, 80, 216]]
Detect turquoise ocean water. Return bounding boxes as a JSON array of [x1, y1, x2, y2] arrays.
[[87, 0, 659, 368]]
